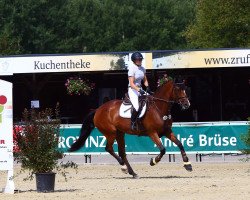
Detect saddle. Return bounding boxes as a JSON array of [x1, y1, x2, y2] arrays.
[[122, 93, 147, 115], [119, 93, 148, 131]]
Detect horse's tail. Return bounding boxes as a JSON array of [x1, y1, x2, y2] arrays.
[[68, 110, 96, 152]]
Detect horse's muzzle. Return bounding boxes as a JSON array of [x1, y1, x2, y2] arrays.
[[179, 98, 190, 110]]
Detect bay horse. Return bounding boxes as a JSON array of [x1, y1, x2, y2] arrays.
[[69, 77, 192, 178]]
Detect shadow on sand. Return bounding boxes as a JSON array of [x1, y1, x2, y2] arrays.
[[12, 188, 80, 193], [115, 175, 209, 179]]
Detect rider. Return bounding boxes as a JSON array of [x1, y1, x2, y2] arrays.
[[128, 52, 153, 130]]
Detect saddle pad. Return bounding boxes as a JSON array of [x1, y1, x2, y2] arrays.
[[119, 103, 146, 118]]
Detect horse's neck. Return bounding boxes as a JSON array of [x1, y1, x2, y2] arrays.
[[153, 82, 173, 115]]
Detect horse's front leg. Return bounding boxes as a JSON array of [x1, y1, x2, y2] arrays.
[[148, 132, 166, 166], [168, 132, 192, 171]]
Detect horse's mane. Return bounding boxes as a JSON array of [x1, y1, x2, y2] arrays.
[[153, 75, 186, 97], [154, 78, 173, 96]]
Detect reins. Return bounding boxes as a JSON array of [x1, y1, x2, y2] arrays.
[[151, 82, 188, 105], [152, 96, 188, 104], [151, 96, 174, 104]]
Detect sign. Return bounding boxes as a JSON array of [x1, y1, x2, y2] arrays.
[[0, 80, 14, 193], [59, 122, 249, 154], [0, 53, 152, 74], [153, 49, 250, 69], [31, 100, 40, 108], [1, 49, 249, 75]]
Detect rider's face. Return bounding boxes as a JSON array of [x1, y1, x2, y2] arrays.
[[134, 58, 142, 66]]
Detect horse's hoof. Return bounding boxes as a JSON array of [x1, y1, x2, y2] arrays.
[[133, 174, 140, 179], [150, 158, 157, 166], [183, 162, 192, 172], [121, 165, 128, 174]]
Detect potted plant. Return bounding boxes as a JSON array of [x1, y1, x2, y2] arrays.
[[13, 103, 77, 192], [65, 76, 95, 96]]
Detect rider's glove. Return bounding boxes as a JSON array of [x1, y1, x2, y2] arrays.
[[146, 86, 153, 95], [139, 88, 146, 96]]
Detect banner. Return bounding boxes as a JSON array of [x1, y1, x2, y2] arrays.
[[153, 49, 250, 69], [59, 122, 249, 154], [0, 79, 15, 194], [1, 49, 249, 75], [0, 52, 152, 74], [0, 80, 13, 170]]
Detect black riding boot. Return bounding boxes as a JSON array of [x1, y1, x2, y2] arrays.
[[131, 110, 139, 130]]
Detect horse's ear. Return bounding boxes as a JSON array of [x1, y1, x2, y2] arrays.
[[174, 76, 184, 84], [174, 76, 186, 90]]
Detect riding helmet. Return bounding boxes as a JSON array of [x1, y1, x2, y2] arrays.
[[131, 52, 143, 62]]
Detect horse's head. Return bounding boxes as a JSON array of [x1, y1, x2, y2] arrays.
[[155, 75, 190, 110], [172, 78, 190, 110]]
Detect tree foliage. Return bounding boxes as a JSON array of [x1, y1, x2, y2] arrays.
[[0, 0, 196, 55], [241, 117, 250, 154], [1, 0, 249, 54], [185, 0, 250, 48]]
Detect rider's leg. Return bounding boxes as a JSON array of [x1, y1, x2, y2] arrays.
[[128, 88, 139, 130], [131, 109, 139, 130]]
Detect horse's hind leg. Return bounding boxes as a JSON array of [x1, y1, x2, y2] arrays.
[[168, 132, 192, 171], [104, 132, 124, 166], [116, 131, 139, 179]]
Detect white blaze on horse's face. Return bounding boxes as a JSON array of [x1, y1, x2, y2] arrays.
[[180, 90, 190, 110], [174, 84, 190, 110]]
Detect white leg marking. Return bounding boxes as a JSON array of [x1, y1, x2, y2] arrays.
[[121, 165, 128, 174], [183, 161, 191, 165]]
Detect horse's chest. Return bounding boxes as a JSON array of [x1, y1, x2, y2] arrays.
[[163, 119, 172, 132]]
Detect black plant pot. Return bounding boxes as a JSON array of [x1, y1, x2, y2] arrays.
[[35, 172, 56, 193]]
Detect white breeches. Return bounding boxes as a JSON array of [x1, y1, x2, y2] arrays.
[[128, 87, 139, 111]]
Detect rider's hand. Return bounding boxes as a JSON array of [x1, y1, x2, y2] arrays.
[[139, 88, 146, 96], [146, 86, 153, 95]]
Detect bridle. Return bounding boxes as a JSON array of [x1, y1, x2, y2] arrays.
[[147, 83, 189, 118], [151, 82, 189, 105]]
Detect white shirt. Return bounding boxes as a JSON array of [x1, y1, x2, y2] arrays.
[[128, 63, 146, 87]]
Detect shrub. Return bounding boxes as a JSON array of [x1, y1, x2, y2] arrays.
[[14, 104, 77, 180], [241, 117, 250, 155]]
